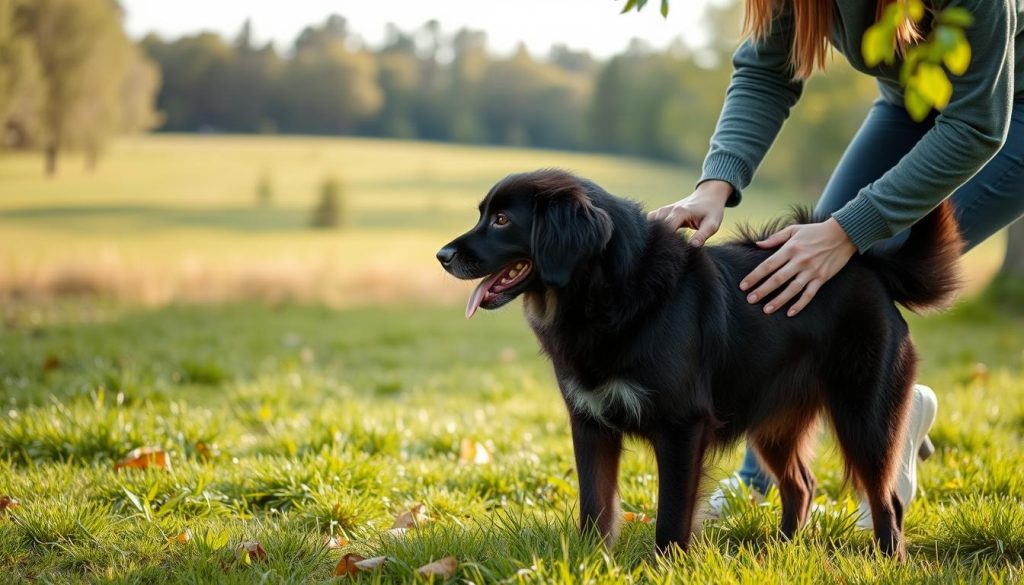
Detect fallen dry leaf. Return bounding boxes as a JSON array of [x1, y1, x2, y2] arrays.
[[235, 540, 267, 563], [335, 553, 387, 576], [622, 512, 653, 524], [417, 556, 457, 578], [0, 495, 20, 515], [169, 529, 192, 544], [335, 553, 364, 576], [114, 447, 171, 471], [458, 439, 491, 465], [391, 503, 428, 529], [325, 535, 349, 549]]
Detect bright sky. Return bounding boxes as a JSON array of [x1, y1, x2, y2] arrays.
[[121, 0, 718, 57]]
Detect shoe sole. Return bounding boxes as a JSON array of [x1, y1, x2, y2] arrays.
[[918, 435, 934, 460]]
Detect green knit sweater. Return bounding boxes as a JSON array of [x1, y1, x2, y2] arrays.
[[700, 0, 1023, 252]]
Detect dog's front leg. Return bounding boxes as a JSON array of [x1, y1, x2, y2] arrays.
[[570, 414, 623, 547], [652, 418, 708, 555]]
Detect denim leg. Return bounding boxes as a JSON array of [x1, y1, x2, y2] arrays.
[[816, 97, 1024, 251], [736, 98, 1024, 490], [737, 445, 774, 494], [946, 99, 1024, 251]]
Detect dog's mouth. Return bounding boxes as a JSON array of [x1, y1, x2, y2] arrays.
[[465, 260, 534, 319]]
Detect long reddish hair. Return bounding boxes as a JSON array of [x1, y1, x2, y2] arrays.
[[743, 0, 922, 79]]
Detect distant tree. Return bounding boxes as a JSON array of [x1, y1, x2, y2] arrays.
[[227, 20, 281, 133], [0, 0, 44, 148], [366, 27, 421, 139], [282, 16, 382, 134], [142, 33, 234, 132], [479, 45, 589, 149], [445, 28, 487, 143], [18, 0, 159, 175], [310, 177, 346, 229]]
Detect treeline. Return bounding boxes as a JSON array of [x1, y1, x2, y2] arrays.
[[0, 0, 161, 175], [142, 10, 880, 191]]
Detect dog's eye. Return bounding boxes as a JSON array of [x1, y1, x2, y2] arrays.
[[493, 213, 510, 227]]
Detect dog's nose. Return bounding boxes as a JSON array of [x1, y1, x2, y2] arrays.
[[436, 246, 457, 266]]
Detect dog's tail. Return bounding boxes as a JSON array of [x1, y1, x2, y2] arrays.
[[863, 200, 963, 313]]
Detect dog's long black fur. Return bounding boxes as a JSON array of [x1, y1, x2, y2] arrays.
[[437, 169, 962, 559]]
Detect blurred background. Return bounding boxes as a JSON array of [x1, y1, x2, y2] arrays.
[[0, 0, 1014, 307]]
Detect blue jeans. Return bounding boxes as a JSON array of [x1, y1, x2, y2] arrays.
[[738, 97, 1024, 495]]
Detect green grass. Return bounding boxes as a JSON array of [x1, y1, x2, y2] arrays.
[[1, 300, 1022, 583]]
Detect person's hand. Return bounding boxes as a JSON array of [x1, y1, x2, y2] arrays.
[[740, 218, 856, 317], [647, 180, 732, 247]]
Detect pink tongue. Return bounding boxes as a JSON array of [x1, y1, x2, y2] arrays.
[[465, 271, 505, 319]]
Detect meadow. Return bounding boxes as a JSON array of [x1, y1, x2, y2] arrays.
[[0, 136, 1021, 583]]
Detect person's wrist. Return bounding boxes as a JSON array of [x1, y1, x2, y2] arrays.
[[695, 180, 733, 205], [824, 217, 856, 251]]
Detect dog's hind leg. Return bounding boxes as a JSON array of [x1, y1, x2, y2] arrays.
[[826, 338, 916, 561], [750, 415, 818, 539]]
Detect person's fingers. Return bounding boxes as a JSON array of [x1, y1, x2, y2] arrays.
[[756, 226, 796, 248], [665, 207, 698, 231], [745, 255, 797, 303], [740, 248, 788, 292], [647, 206, 667, 221], [763, 274, 808, 314], [689, 216, 721, 247], [786, 279, 823, 317]]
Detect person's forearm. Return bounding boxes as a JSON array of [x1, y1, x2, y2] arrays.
[[698, 6, 803, 207]]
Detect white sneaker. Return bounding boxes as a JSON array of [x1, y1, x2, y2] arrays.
[[856, 384, 938, 529], [707, 475, 766, 519]]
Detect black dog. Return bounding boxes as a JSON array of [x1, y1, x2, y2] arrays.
[[436, 169, 961, 559]]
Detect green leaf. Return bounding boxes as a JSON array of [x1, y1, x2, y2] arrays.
[[661, 0, 669, 18], [944, 37, 971, 75], [900, 47, 922, 85], [620, 0, 637, 14], [935, 25, 959, 52], [637, 0, 649, 10], [914, 63, 954, 109], [907, 0, 926, 22], [938, 7, 975, 28], [860, 24, 884, 67], [905, 86, 931, 122], [881, 3, 900, 27]]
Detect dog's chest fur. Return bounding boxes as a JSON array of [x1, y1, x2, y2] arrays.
[[561, 377, 651, 427]]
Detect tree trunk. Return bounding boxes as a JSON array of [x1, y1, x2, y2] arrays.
[[998, 219, 1024, 278], [44, 143, 58, 177]]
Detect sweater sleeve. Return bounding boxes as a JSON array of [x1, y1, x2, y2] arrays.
[[832, 0, 1016, 252], [699, 6, 804, 207]]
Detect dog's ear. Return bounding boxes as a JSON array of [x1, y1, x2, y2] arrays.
[[531, 181, 614, 288]]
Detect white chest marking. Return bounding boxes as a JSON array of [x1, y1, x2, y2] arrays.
[[563, 378, 651, 426]]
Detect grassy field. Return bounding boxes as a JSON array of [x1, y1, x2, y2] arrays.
[[1, 301, 1022, 583], [0, 136, 1021, 583], [0, 135, 1006, 304]]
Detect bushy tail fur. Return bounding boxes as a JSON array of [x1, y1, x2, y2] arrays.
[[864, 201, 963, 312]]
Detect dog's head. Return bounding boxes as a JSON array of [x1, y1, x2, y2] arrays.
[[437, 169, 614, 318]]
